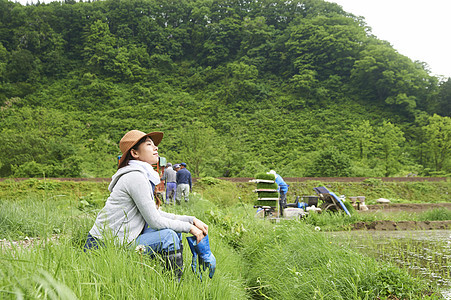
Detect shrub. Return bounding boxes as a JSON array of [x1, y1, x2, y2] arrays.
[[196, 177, 223, 186], [418, 208, 451, 221]]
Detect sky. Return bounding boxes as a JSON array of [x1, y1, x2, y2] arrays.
[[11, 0, 451, 78], [330, 0, 451, 78]]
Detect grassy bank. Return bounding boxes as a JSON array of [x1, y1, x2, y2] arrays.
[[0, 178, 450, 235], [270, 179, 450, 205], [195, 177, 451, 205], [0, 177, 449, 205], [1, 179, 447, 299]]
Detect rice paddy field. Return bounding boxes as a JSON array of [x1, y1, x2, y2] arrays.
[[329, 230, 450, 299], [0, 178, 450, 299]]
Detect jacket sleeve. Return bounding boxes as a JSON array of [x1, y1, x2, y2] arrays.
[[159, 210, 194, 224], [124, 172, 192, 232]]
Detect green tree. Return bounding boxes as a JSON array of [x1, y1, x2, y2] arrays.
[[0, 0, 445, 178], [81, 133, 119, 177], [177, 121, 220, 177], [286, 14, 365, 80], [290, 69, 318, 98], [41, 30, 68, 77], [306, 147, 353, 177], [198, 15, 241, 65], [0, 43, 8, 81], [83, 20, 118, 75], [238, 16, 275, 70], [0, 106, 84, 177], [422, 114, 451, 172], [349, 120, 374, 160], [219, 61, 259, 105], [374, 121, 406, 177], [436, 78, 451, 117], [350, 42, 433, 115], [6, 49, 41, 82]]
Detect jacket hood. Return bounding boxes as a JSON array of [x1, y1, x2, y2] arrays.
[[108, 165, 146, 192]]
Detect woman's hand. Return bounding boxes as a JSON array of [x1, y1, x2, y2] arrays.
[[190, 225, 205, 244], [193, 217, 208, 236]]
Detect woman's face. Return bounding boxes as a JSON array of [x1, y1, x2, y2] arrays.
[[131, 137, 159, 165]]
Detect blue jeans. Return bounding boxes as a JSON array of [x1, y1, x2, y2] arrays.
[[135, 225, 182, 255], [84, 226, 182, 254], [166, 182, 177, 203]]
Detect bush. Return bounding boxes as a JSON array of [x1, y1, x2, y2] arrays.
[[306, 147, 353, 177], [418, 208, 451, 221], [360, 264, 426, 299], [196, 177, 223, 186]]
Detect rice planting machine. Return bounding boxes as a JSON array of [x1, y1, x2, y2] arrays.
[[251, 174, 351, 219]]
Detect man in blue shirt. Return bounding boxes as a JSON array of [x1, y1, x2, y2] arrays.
[[176, 162, 192, 204], [268, 170, 289, 213]]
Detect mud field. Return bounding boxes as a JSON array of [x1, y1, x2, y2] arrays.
[[365, 202, 451, 213], [353, 203, 451, 231]]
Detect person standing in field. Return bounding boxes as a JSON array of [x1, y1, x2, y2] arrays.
[[84, 130, 208, 281], [162, 162, 177, 205], [176, 162, 192, 204], [268, 170, 289, 211]]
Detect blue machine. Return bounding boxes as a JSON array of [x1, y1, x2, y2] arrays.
[[313, 186, 351, 216]]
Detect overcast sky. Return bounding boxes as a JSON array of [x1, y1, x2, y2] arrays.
[[330, 0, 451, 79], [11, 0, 451, 79]]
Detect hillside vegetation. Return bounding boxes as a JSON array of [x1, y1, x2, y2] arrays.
[[0, 0, 450, 178]]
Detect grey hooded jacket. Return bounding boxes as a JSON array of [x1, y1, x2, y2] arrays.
[[89, 164, 194, 245]]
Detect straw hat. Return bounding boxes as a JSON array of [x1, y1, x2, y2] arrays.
[[118, 130, 163, 167]]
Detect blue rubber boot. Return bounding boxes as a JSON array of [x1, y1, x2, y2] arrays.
[[186, 235, 216, 279], [186, 236, 199, 276], [195, 235, 216, 279]]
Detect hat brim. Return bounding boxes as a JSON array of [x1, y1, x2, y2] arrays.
[[118, 131, 163, 168], [148, 131, 163, 147]]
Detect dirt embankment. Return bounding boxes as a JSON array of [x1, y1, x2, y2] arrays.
[[352, 220, 450, 231], [352, 203, 451, 231], [366, 202, 451, 213]]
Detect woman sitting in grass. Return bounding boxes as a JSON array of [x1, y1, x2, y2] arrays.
[[84, 130, 208, 280]]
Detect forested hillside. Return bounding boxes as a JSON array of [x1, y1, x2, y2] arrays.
[[0, 0, 450, 178]]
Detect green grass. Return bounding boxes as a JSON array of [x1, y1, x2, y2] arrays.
[[301, 208, 451, 232], [418, 208, 451, 221], [255, 173, 276, 181], [0, 193, 95, 241], [0, 196, 248, 299], [240, 222, 433, 299], [1, 235, 247, 299], [0, 178, 447, 299], [285, 180, 451, 204], [330, 230, 451, 295]]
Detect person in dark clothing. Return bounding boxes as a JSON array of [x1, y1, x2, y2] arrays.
[[176, 162, 192, 204]]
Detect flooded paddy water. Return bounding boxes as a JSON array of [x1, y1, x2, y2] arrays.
[[328, 230, 451, 299]]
